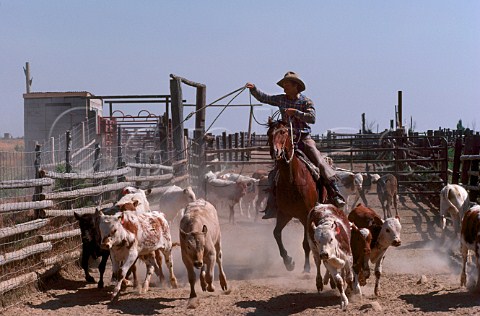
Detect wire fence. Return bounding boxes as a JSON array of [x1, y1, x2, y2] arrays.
[[0, 115, 190, 306]]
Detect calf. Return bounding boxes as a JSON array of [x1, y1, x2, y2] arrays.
[[307, 203, 353, 310], [148, 185, 197, 223], [254, 175, 269, 220], [98, 205, 177, 301], [440, 184, 470, 237], [348, 204, 402, 296], [376, 174, 399, 219], [74, 210, 112, 289], [335, 170, 369, 214], [205, 171, 247, 224], [179, 199, 228, 305], [117, 187, 152, 212], [460, 205, 480, 291], [350, 223, 372, 296], [219, 172, 259, 219]]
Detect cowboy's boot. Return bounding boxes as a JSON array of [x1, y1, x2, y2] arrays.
[[326, 179, 346, 208], [262, 187, 277, 219]]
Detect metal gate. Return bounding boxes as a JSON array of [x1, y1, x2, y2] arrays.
[[318, 133, 449, 195]]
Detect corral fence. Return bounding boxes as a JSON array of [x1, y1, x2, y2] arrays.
[[201, 128, 480, 204], [1, 71, 479, 307], [0, 127, 188, 306], [0, 74, 209, 305]]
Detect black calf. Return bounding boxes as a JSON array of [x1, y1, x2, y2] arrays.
[[74, 208, 115, 288]]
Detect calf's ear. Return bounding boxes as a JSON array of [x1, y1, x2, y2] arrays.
[[395, 215, 401, 221], [334, 222, 341, 235], [74, 212, 81, 220], [202, 225, 208, 234]]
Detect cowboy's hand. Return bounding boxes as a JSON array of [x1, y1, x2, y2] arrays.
[[285, 108, 297, 117], [245, 82, 255, 89]]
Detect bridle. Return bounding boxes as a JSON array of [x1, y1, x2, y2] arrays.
[[272, 120, 296, 164]]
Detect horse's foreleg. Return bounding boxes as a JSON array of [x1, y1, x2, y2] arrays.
[[302, 228, 311, 273], [273, 213, 295, 271]]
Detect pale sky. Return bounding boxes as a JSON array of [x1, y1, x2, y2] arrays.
[[1, 1, 479, 138]]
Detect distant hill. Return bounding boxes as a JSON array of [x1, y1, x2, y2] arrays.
[[0, 138, 24, 152]]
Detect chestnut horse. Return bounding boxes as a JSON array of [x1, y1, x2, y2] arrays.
[[267, 119, 324, 272]]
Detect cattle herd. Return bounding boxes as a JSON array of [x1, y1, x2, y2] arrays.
[[73, 168, 480, 310]]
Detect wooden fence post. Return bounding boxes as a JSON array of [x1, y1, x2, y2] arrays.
[[33, 143, 42, 219], [170, 77, 186, 162], [65, 130, 72, 209], [117, 126, 126, 182], [234, 133, 239, 162], [192, 85, 206, 195], [228, 134, 233, 162], [222, 132, 227, 161], [240, 132, 245, 161], [135, 149, 142, 188], [452, 137, 463, 184], [93, 143, 101, 204]]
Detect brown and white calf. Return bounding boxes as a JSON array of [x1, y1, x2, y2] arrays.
[[440, 184, 470, 237], [348, 204, 402, 296], [334, 170, 369, 214], [117, 186, 152, 213], [204, 171, 247, 224], [307, 203, 353, 310], [376, 174, 399, 219], [179, 199, 228, 304], [350, 222, 372, 296], [460, 205, 480, 291], [219, 172, 259, 219], [98, 205, 177, 301]]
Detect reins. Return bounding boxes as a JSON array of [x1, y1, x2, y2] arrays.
[[272, 120, 297, 165]]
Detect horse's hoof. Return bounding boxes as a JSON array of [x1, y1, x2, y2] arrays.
[[86, 275, 95, 283], [284, 258, 295, 271]]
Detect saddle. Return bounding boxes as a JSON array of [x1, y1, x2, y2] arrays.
[[294, 148, 321, 182]]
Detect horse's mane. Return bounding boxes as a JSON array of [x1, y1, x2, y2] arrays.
[[267, 119, 287, 129]]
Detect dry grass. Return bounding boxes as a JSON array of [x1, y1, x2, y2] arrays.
[[0, 139, 24, 152]]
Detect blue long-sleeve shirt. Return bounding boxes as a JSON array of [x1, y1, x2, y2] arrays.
[[250, 87, 315, 134]]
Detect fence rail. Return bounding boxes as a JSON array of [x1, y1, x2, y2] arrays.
[[0, 123, 190, 300]]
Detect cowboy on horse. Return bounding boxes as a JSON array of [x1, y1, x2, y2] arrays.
[[246, 71, 345, 218]]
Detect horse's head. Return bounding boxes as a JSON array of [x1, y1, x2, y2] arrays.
[[267, 118, 292, 161]]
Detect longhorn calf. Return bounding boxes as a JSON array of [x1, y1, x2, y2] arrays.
[[179, 199, 228, 305], [98, 205, 177, 301], [348, 204, 401, 296], [460, 205, 480, 291], [148, 185, 197, 223], [334, 170, 370, 214], [205, 171, 247, 224], [219, 172, 259, 219], [440, 184, 470, 237], [376, 174, 399, 219], [307, 203, 353, 310]]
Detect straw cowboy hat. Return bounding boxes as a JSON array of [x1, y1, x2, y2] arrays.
[[277, 71, 306, 92]]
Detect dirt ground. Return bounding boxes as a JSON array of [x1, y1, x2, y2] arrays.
[[2, 189, 480, 315]]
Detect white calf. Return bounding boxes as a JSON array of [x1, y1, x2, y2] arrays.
[[440, 184, 470, 237]]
